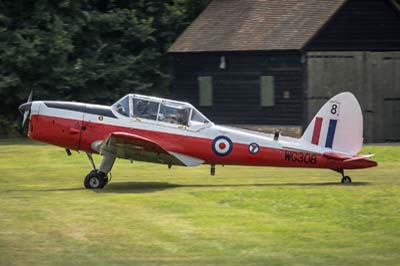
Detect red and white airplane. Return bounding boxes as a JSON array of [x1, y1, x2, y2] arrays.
[[19, 92, 377, 189]]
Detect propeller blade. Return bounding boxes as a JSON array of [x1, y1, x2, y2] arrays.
[[19, 90, 33, 127], [22, 110, 29, 127], [27, 90, 33, 103]]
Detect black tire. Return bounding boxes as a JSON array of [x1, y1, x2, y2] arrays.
[[341, 176, 352, 184], [84, 171, 106, 189], [101, 177, 109, 188]]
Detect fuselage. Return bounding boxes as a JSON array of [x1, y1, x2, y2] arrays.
[[26, 100, 377, 171]]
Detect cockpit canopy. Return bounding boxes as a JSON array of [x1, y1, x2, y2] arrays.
[[112, 94, 211, 127]]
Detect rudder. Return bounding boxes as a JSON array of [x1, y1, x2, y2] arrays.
[[302, 92, 363, 155]]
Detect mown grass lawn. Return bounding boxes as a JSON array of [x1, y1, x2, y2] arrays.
[[0, 139, 399, 266]]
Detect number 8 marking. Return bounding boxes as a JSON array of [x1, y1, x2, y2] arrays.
[[331, 104, 338, 115]]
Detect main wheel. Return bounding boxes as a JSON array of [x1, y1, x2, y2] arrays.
[[84, 171, 106, 189], [102, 177, 109, 187], [341, 176, 352, 184]]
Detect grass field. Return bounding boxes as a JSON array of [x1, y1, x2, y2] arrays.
[[0, 139, 399, 266]]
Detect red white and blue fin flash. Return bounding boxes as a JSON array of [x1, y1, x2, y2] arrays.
[[311, 117, 338, 148]]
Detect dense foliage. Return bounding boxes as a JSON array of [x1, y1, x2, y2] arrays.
[[0, 0, 210, 135]]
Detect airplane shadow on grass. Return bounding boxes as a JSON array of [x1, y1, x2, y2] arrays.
[[96, 181, 371, 194], [5, 181, 370, 194]]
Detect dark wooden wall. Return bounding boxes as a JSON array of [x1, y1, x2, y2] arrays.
[[170, 52, 304, 125], [306, 51, 400, 143], [169, 0, 400, 141], [306, 0, 400, 51], [304, 0, 400, 142]]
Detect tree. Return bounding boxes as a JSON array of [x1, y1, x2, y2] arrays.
[[0, 0, 210, 135]]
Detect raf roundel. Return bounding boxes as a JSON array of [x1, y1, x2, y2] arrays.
[[212, 136, 233, 156]]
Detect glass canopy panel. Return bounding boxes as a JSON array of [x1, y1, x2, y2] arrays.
[[132, 98, 160, 120], [158, 101, 191, 126], [190, 108, 210, 126], [113, 95, 130, 117]]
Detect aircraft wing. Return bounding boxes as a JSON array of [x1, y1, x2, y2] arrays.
[[92, 132, 204, 167]]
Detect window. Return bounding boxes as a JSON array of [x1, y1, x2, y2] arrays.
[[198, 76, 213, 106], [283, 90, 291, 99], [132, 98, 159, 120], [158, 101, 190, 126], [114, 96, 130, 117], [260, 76, 275, 107]]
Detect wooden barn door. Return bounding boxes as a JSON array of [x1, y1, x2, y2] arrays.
[[306, 52, 400, 143], [368, 53, 400, 142]]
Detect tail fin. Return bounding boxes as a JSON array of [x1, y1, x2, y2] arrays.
[[302, 92, 363, 155]]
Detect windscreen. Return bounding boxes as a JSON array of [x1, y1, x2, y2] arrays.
[[113, 96, 130, 117], [190, 108, 209, 125]]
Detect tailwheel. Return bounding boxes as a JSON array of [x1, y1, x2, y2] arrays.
[[335, 169, 352, 184], [341, 176, 352, 184], [84, 170, 107, 189]]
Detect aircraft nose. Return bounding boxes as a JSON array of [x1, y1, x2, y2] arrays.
[[19, 102, 32, 114]]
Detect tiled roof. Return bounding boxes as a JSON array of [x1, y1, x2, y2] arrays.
[[169, 0, 347, 52]]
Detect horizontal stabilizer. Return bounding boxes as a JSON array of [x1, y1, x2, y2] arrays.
[[323, 152, 351, 160], [323, 152, 374, 162], [343, 154, 374, 163]]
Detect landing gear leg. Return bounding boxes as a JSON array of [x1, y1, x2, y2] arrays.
[[336, 169, 352, 184], [84, 151, 115, 189]]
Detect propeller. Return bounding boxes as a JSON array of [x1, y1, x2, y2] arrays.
[[18, 91, 33, 127]]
